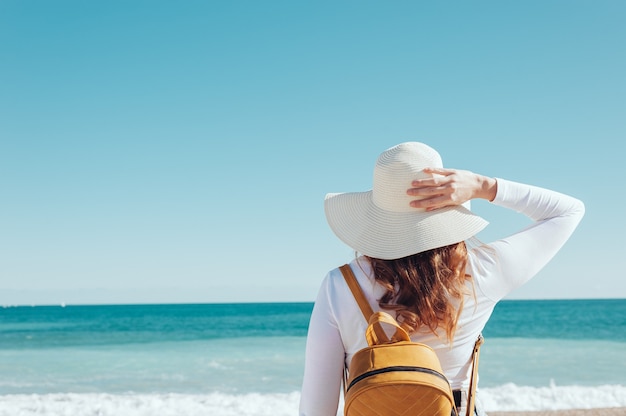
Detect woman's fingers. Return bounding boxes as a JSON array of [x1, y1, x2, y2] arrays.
[[406, 185, 448, 197], [422, 167, 454, 176], [407, 170, 454, 196], [410, 168, 456, 187], [407, 168, 469, 209], [409, 194, 450, 210]]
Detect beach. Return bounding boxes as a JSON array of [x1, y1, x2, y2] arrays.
[[491, 410, 626, 416]]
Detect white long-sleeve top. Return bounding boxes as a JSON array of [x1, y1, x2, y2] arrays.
[[300, 178, 585, 416]]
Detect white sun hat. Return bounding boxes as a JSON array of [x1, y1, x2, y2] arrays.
[[324, 142, 488, 260]]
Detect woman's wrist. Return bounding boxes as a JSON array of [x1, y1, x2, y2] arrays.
[[475, 175, 498, 202]]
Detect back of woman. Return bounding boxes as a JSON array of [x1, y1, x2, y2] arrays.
[[299, 142, 585, 416]]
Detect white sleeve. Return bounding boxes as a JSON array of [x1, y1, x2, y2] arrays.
[[473, 178, 585, 301], [299, 274, 344, 416]]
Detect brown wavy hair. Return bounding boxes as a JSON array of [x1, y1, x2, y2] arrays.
[[366, 241, 471, 342]]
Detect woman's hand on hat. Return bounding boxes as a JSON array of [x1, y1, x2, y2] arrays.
[[406, 168, 497, 211]]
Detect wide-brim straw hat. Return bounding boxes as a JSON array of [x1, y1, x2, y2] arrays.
[[324, 142, 488, 260]]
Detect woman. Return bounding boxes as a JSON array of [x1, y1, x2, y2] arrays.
[[299, 142, 585, 416]]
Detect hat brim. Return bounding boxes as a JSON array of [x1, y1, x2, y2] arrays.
[[324, 191, 488, 260]]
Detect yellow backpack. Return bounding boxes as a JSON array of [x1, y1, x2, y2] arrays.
[[340, 264, 483, 416]]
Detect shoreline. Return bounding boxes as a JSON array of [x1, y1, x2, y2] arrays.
[[490, 409, 626, 416]]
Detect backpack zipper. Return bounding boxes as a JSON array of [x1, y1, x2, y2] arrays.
[[347, 366, 450, 392]]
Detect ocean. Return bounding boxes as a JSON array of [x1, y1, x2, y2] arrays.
[[1, 299, 625, 415]]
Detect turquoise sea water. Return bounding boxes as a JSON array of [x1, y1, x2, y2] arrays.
[[1, 299, 625, 415]]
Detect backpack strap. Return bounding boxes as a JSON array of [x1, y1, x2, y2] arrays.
[[339, 264, 387, 343], [339, 264, 374, 320], [466, 334, 484, 416]]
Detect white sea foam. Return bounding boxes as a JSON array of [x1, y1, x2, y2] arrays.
[[0, 384, 625, 416], [0, 392, 300, 416], [480, 382, 626, 411]]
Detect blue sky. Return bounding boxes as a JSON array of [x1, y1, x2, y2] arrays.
[[1, 1, 624, 305]]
